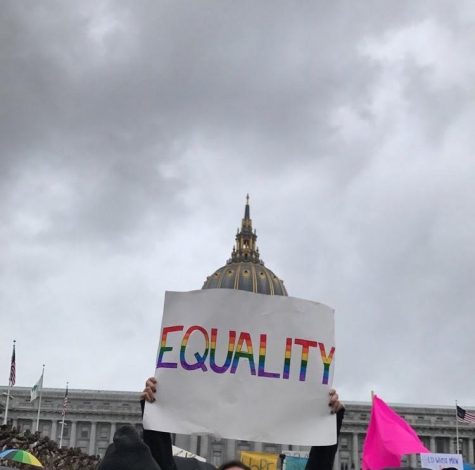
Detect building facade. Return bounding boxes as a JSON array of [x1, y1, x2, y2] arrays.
[[1, 386, 474, 466], [2, 198, 474, 467]]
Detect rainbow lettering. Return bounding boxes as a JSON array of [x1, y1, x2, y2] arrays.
[[156, 324, 335, 384], [230, 332, 256, 375], [180, 325, 209, 371], [294, 339, 318, 381], [282, 337, 292, 380], [210, 328, 236, 373], [318, 343, 335, 385], [258, 334, 280, 378], [157, 325, 184, 368]]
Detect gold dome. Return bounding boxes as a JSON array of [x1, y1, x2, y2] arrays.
[[202, 196, 288, 296]]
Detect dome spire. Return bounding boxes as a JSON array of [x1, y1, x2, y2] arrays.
[[202, 196, 288, 296], [230, 194, 261, 264], [244, 193, 250, 220]]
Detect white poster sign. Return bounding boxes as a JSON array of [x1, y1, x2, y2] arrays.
[[143, 289, 336, 446], [420, 453, 464, 470]]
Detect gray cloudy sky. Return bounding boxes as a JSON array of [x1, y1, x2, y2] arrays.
[[1, 1, 474, 408]]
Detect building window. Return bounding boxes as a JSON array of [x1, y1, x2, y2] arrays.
[[81, 428, 90, 439], [264, 445, 278, 453], [436, 437, 449, 453], [420, 436, 431, 449], [40, 423, 50, 433], [100, 426, 109, 439], [212, 451, 222, 467]]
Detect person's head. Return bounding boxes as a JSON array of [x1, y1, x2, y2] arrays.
[[97, 425, 160, 470], [218, 460, 251, 470]]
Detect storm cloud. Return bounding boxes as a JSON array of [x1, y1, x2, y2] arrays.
[[1, 0, 474, 407]]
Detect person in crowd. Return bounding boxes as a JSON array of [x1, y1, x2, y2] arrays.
[[97, 424, 161, 470], [140, 377, 345, 470], [217, 460, 251, 470]]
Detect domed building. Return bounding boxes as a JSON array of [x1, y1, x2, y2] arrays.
[[202, 195, 287, 296]]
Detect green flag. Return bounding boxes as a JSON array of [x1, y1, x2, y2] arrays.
[[30, 373, 43, 402]]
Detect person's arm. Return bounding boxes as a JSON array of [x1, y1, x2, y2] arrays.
[[141, 378, 177, 470], [305, 390, 345, 470]]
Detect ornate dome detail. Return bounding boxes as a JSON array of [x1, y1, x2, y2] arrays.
[[202, 195, 288, 296]]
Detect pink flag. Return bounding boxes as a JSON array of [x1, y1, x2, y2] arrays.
[[362, 395, 429, 470]]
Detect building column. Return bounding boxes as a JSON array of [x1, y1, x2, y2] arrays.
[[189, 435, 198, 454], [175, 434, 191, 451], [353, 433, 359, 470], [430, 436, 436, 452], [89, 422, 97, 455], [410, 454, 417, 467], [70, 421, 77, 448], [450, 436, 455, 454], [110, 422, 117, 444], [200, 434, 209, 459], [468, 438, 474, 463], [51, 420, 58, 441], [226, 438, 236, 461]]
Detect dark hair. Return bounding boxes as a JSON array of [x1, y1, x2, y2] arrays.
[[218, 460, 251, 470]]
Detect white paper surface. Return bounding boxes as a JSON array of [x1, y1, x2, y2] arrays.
[[420, 453, 464, 470], [143, 289, 336, 446]]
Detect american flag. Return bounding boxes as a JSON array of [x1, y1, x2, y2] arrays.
[[9, 342, 16, 386], [457, 405, 475, 424], [61, 384, 69, 416]]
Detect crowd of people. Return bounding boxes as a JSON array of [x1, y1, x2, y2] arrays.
[[0, 424, 99, 469]]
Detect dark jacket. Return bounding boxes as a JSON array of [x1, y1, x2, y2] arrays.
[[141, 401, 344, 470], [141, 401, 177, 470]]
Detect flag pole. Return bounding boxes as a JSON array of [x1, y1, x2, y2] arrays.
[[455, 400, 460, 454], [35, 364, 45, 433], [3, 340, 16, 426], [3, 386, 11, 425], [59, 410, 66, 448], [59, 381, 68, 449]]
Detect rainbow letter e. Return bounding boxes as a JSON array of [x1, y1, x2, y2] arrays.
[[157, 325, 184, 369]]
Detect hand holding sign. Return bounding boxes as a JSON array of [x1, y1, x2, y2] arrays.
[[142, 376, 343, 414], [141, 377, 157, 403]]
